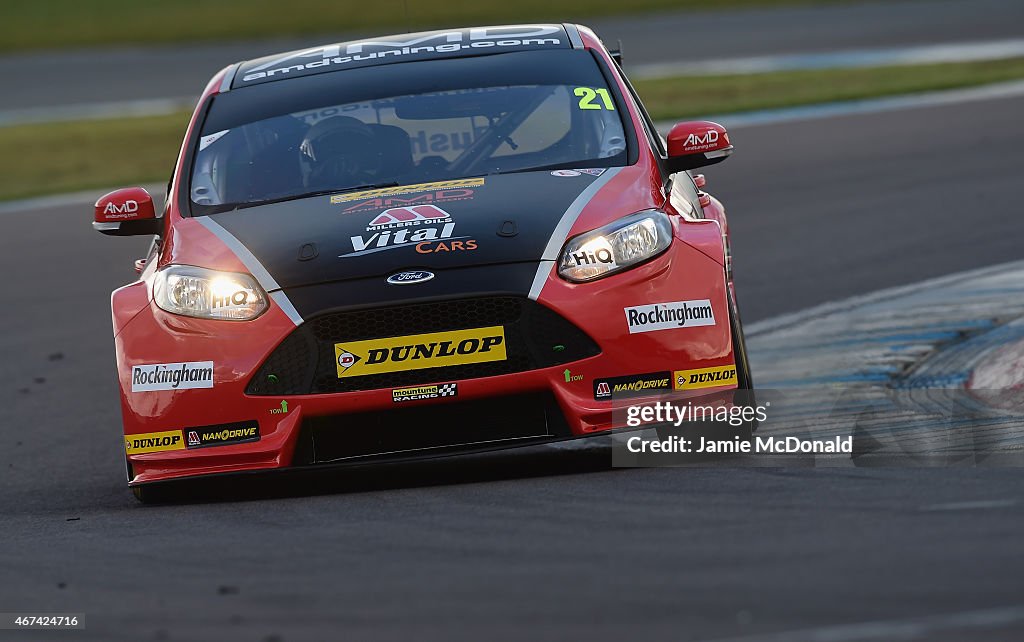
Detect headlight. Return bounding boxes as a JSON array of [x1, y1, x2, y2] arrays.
[[153, 265, 268, 320], [558, 210, 673, 282]]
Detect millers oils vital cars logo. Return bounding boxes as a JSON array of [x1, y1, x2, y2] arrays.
[[594, 372, 672, 400], [392, 383, 458, 403], [674, 365, 737, 391], [624, 300, 715, 334], [185, 420, 260, 449], [124, 430, 184, 454], [335, 327, 506, 378], [341, 205, 476, 257], [131, 361, 214, 392]]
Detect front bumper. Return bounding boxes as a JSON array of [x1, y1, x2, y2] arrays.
[[115, 241, 736, 485]]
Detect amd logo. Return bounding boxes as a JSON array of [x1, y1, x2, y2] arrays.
[[684, 130, 719, 149], [103, 200, 138, 216]]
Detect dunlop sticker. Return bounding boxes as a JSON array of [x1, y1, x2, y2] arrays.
[[124, 430, 185, 455], [335, 326, 506, 378], [673, 365, 737, 391]]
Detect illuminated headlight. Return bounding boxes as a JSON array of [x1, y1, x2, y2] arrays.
[[558, 211, 673, 282], [153, 265, 268, 320]]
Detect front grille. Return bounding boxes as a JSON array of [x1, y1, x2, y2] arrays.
[[292, 392, 570, 464], [247, 297, 600, 395]]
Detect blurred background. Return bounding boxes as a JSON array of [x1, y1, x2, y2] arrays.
[[3, 0, 1024, 202], [3, 2, 1024, 641]]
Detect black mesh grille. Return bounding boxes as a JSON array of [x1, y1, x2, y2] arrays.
[[247, 297, 600, 395], [292, 392, 570, 464]]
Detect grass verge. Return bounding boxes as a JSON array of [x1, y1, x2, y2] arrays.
[[0, 113, 189, 202], [1, 0, 853, 52], [634, 56, 1024, 120], [3, 57, 1024, 202]]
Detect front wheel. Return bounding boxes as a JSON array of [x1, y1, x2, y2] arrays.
[[729, 292, 758, 434]]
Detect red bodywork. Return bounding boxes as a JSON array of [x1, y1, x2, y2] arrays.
[[112, 26, 741, 486]]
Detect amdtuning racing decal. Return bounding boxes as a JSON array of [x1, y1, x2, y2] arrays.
[[237, 26, 569, 85]]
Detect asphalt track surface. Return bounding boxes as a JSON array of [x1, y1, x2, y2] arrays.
[[3, 0, 1024, 111], [1, 97, 1023, 640]]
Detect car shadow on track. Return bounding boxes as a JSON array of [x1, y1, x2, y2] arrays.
[[135, 441, 619, 505]]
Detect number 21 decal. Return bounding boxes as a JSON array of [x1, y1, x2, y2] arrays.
[[574, 87, 615, 110]]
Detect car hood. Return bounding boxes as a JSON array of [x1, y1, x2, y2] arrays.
[[200, 169, 622, 290]]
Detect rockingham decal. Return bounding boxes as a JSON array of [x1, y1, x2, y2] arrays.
[[131, 361, 214, 392], [124, 430, 185, 455], [240, 26, 564, 83], [624, 300, 716, 334], [594, 372, 672, 400], [331, 178, 483, 204], [674, 365, 737, 391], [392, 383, 458, 403], [184, 420, 260, 449], [335, 327, 506, 378]]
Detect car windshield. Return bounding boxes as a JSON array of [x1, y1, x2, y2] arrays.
[[189, 50, 629, 214]]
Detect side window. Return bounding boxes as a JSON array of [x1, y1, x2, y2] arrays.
[[616, 66, 666, 158]]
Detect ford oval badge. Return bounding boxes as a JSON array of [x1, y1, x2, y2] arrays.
[[387, 270, 435, 285]]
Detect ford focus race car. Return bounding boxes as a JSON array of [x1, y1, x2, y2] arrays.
[[94, 24, 752, 501]]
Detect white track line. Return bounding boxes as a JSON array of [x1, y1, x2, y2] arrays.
[[707, 605, 1024, 642], [745, 259, 1024, 337], [655, 79, 1024, 131], [0, 96, 195, 127], [920, 499, 1018, 512], [631, 38, 1024, 79], [0, 183, 164, 214]]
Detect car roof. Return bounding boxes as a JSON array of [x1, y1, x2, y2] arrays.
[[229, 24, 583, 90]]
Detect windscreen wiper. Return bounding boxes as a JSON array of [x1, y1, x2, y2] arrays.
[[487, 161, 612, 177], [204, 182, 401, 214]]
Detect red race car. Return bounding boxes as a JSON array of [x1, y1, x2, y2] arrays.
[[94, 24, 751, 501]]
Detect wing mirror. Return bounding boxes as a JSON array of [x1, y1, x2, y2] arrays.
[[93, 187, 161, 236], [665, 121, 733, 174]]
